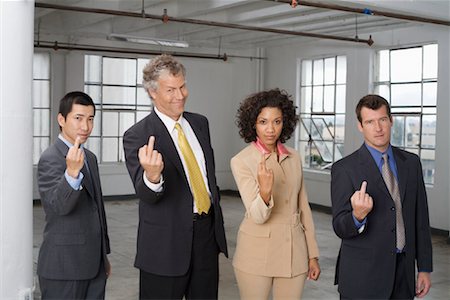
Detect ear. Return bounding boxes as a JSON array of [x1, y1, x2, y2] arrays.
[[57, 113, 65, 128], [357, 121, 363, 133], [147, 88, 157, 101]]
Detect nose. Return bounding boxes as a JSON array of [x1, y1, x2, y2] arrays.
[[81, 119, 89, 131], [374, 120, 382, 131], [174, 88, 184, 100], [267, 122, 275, 132]]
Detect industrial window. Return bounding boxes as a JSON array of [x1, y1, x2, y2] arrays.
[[33, 52, 51, 165], [297, 55, 346, 170], [374, 44, 437, 185], [84, 55, 152, 163]]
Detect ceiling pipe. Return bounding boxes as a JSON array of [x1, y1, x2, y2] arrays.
[[35, 2, 373, 46], [34, 41, 230, 61], [268, 0, 450, 27]]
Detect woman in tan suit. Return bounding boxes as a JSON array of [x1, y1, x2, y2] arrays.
[[231, 89, 320, 299]]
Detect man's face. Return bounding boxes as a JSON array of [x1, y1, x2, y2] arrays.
[[358, 105, 392, 152], [149, 72, 188, 121], [58, 104, 95, 145]]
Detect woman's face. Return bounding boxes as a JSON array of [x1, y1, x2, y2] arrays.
[[255, 106, 283, 152]]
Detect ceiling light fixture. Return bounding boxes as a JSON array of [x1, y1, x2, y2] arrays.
[[108, 33, 189, 48]]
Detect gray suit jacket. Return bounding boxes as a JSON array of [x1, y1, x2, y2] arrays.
[[37, 138, 110, 280]]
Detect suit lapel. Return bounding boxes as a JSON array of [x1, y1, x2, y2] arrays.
[[83, 150, 97, 201], [149, 112, 188, 182]]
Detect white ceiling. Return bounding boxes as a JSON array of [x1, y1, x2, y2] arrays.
[[34, 0, 450, 51]]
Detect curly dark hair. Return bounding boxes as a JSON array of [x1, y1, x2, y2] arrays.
[[236, 88, 299, 143]]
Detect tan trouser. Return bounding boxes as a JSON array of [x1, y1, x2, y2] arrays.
[[234, 267, 307, 300]]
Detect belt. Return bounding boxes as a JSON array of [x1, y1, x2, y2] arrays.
[[193, 209, 212, 221]]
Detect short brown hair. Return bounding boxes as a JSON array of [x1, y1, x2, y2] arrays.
[[356, 94, 391, 124]]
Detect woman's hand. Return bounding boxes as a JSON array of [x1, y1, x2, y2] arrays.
[[307, 258, 321, 281], [257, 154, 273, 204]]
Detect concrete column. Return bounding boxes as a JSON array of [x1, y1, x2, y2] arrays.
[[0, 0, 35, 299]]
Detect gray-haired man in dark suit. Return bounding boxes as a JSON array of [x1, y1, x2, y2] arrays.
[[37, 91, 111, 299]]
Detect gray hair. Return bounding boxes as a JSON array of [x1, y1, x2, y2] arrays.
[[142, 54, 186, 92]]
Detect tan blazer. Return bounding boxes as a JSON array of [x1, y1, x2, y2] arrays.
[[230, 143, 319, 277]]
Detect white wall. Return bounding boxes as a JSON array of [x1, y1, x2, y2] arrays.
[[263, 24, 450, 232]]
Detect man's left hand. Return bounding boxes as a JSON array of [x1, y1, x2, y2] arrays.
[[416, 272, 431, 298]]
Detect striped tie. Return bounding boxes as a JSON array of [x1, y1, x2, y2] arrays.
[[175, 123, 211, 214], [381, 153, 405, 250]]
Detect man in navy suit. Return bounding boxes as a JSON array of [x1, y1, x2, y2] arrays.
[[331, 94, 432, 299], [123, 54, 228, 299], [37, 91, 111, 299]]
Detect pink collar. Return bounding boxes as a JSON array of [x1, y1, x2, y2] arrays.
[[252, 137, 290, 155]]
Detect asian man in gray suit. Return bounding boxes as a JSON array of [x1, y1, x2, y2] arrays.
[[37, 91, 111, 299]]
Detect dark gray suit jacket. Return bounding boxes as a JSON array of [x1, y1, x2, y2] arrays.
[[37, 138, 110, 280], [123, 111, 228, 276], [331, 144, 432, 299]]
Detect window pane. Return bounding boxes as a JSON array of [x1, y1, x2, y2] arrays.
[[102, 86, 136, 106], [392, 116, 405, 147], [313, 59, 323, 85], [33, 109, 50, 136], [103, 57, 136, 85], [312, 117, 333, 140], [33, 137, 49, 165], [377, 50, 389, 82], [391, 48, 422, 83], [335, 85, 346, 113], [85, 137, 101, 158], [405, 116, 420, 148], [423, 82, 437, 106], [312, 86, 323, 112], [137, 87, 150, 106], [119, 112, 135, 136], [102, 138, 118, 162], [421, 150, 435, 185], [119, 137, 125, 162], [423, 44, 438, 79], [302, 60, 312, 86], [85, 55, 101, 83], [336, 56, 346, 84], [137, 111, 150, 122], [102, 112, 118, 136], [374, 84, 390, 102], [391, 83, 421, 107], [324, 57, 335, 84], [91, 112, 102, 137], [299, 117, 310, 140], [85, 85, 101, 104], [335, 143, 344, 161], [298, 141, 310, 168], [33, 53, 50, 80], [335, 115, 345, 143], [33, 81, 50, 108], [137, 58, 148, 85], [300, 87, 312, 113], [421, 115, 436, 148], [323, 86, 335, 112]]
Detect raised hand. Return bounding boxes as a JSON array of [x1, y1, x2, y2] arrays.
[[257, 154, 273, 204], [138, 136, 164, 183], [66, 136, 84, 179], [350, 181, 373, 221]]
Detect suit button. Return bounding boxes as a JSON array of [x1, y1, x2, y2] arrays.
[[391, 207, 395, 211], [391, 228, 395, 233]]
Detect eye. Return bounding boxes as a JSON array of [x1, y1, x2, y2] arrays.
[[275, 119, 282, 124], [257, 119, 266, 125]]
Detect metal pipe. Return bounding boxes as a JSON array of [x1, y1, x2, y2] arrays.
[[33, 41, 266, 61], [35, 2, 373, 45], [267, 0, 450, 27]]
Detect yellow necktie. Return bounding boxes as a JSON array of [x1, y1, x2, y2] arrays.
[[175, 123, 211, 214]]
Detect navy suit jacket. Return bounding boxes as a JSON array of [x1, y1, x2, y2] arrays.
[[123, 111, 228, 276], [331, 144, 432, 299], [37, 138, 110, 280]]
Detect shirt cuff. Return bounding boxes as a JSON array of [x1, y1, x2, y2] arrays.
[[143, 172, 164, 192], [352, 214, 367, 233], [65, 170, 84, 190]]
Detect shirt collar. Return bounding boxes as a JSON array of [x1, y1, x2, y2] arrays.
[[364, 143, 394, 162], [58, 134, 85, 150], [153, 106, 185, 132], [252, 137, 290, 156]]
